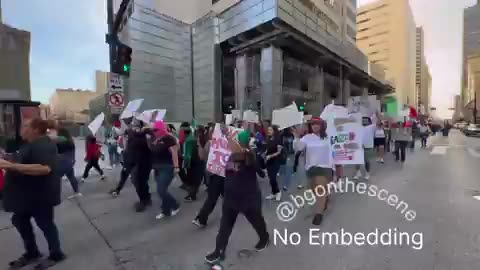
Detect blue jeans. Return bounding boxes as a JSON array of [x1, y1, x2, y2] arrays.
[[154, 166, 179, 215], [280, 157, 294, 189], [58, 154, 79, 193], [108, 145, 120, 166]]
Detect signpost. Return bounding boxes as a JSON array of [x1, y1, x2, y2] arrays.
[[108, 72, 125, 114]]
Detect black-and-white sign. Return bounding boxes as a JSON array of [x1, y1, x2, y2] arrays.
[[108, 72, 124, 92], [109, 92, 125, 107]]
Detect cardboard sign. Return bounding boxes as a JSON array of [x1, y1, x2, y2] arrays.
[[88, 113, 105, 135], [120, 99, 144, 119], [272, 109, 304, 130], [206, 124, 242, 177], [326, 110, 364, 165], [243, 110, 259, 123], [321, 104, 349, 121], [225, 114, 233, 125]]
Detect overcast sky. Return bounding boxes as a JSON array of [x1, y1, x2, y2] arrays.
[[2, 0, 478, 118]]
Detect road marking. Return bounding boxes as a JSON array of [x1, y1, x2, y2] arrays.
[[430, 146, 448, 155], [467, 148, 480, 158]]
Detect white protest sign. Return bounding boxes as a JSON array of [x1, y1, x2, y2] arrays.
[[120, 99, 144, 119], [225, 114, 233, 125], [304, 115, 312, 122], [231, 110, 241, 121], [321, 104, 349, 121], [136, 109, 156, 123], [206, 124, 242, 177], [328, 114, 365, 165], [155, 109, 167, 121], [284, 102, 298, 112], [272, 109, 304, 130], [243, 110, 259, 123], [88, 113, 105, 135]]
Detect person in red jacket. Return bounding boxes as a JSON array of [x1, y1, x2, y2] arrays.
[[81, 135, 105, 182]]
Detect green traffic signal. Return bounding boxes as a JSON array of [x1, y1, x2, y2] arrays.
[[299, 105, 305, 111], [123, 64, 129, 72]]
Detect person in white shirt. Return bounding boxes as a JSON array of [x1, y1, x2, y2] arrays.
[[418, 122, 430, 148], [293, 117, 332, 226], [354, 116, 376, 180], [374, 121, 386, 163]]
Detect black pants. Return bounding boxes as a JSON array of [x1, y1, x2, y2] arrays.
[[215, 203, 268, 252], [133, 163, 152, 203], [186, 163, 204, 199], [395, 141, 408, 162], [293, 152, 302, 173], [266, 161, 280, 194], [114, 162, 134, 193], [421, 135, 428, 147], [12, 207, 63, 257], [196, 175, 224, 224], [82, 158, 103, 178]]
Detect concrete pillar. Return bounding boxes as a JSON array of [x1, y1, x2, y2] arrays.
[[344, 78, 351, 106], [234, 54, 247, 114], [307, 67, 325, 116], [335, 68, 343, 105], [260, 46, 283, 120]]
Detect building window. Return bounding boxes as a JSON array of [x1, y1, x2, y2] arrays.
[[357, 18, 370, 24], [346, 7, 356, 22], [324, 0, 335, 7], [347, 25, 356, 40]]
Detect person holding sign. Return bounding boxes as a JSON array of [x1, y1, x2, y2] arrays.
[[292, 117, 332, 226], [205, 130, 269, 264], [353, 116, 376, 181]]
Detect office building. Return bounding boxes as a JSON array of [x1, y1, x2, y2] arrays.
[[356, 0, 416, 108], [95, 70, 109, 94], [415, 27, 431, 115], [462, 1, 480, 117], [115, 0, 392, 123], [0, 0, 31, 101], [49, 89, 99, 124]]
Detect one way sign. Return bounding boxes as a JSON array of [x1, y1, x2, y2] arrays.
[[108, 73, 124, 92]]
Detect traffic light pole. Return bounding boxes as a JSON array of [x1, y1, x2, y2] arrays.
[[107, 0, 115, 71]]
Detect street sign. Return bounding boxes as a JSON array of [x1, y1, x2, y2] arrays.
[[110, 106, 123, 114], [108, 92, 125, 107], [108, 72, 124, 92]]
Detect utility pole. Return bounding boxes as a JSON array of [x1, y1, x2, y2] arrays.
[[474, 90, 477, 124]]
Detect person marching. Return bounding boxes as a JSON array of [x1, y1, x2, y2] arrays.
[[264, 125, 283, 201], [55, 128, 82, 199], [293, 117, 332, 226], [81, 135, 105, 182], [205, 129, 269, 264], [374, 121, 386, 163], [147, 120, 180, 219], [354, 115, 377, 181]]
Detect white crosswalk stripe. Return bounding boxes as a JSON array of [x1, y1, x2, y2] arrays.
[[430, 146, 448, 155]]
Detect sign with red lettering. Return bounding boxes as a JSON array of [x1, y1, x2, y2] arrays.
[[206, 124, 242, 177]]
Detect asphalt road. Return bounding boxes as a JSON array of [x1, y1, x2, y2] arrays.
[[0, 130, 479, 270]]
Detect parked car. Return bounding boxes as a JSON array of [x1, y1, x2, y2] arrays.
[[463, 124, 480, 136], [454, 122, 468, 129]]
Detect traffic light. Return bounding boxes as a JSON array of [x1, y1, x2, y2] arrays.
[[299, 105, 305, 111], [113, 42, 132, 76]]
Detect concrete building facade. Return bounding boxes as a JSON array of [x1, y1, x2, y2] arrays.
[[49, 89, 99, 124], [356, 0, 416, 108], [0, 22, 31, 101], [462, 1, 480, 119], [115, 0, 391, 123], [415, 27, 431, 115]]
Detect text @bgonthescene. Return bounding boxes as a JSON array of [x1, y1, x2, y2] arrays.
[[276, 177, 417, 223]]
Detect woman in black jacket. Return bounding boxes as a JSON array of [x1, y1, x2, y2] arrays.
[[55, 128, 82, 199], [205, 129, 269, 264]]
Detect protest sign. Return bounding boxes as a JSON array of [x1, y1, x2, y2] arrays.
[[136, 109, 158, 123], [272, 109, 304, 130], [304, 115, 312, 122], [325, 109, 364, 165], [225, 114, 233, 125], [120, 99, 144, 119], [320, 104, 349, 121], [88, 113, 105, 135], [206, 124, 242, 177], [231, 110, 241, 121], [243, 110, 259, 123]]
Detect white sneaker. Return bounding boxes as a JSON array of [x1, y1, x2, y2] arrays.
[[265, 194, 276, 200], [155, 213, 166, 220], [68, 193, 82, 199], [156, 208, 180, 220], [100, 175, 106, 181], [171, 208, 180, 216], [380, 158, 384, 164], [353, 170, 362, 180], [364, 173, 370, 180], [275, 192, 282, 202], [80, 178, 86, 183]]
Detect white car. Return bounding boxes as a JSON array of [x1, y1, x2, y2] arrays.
[[463, 124, 480, 136]]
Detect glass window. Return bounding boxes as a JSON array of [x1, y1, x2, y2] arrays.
[[0, 104, 15, 151]]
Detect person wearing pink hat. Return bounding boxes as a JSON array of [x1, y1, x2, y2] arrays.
[[148, 120, 181, 220]]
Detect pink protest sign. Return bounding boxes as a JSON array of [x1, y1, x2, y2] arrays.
[[206, 124, 242, 177]]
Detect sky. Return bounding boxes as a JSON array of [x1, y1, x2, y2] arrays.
[[2, 0, 477, 119]]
